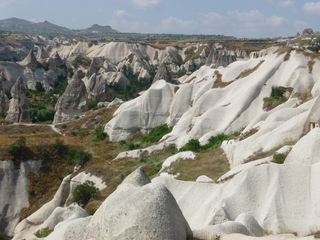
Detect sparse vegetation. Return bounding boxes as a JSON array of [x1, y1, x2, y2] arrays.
[[235, 60, 265, 79], [34, 227, 53, 238], [263, 86, 288, 110], [93, 125, 107, 141], [141, 124, 172, 143], [180, 133, 239, 153], [272, 153, 287, 164], [0, 232, 10, 240]]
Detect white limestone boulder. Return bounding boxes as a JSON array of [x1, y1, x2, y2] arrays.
[[47, 167, 193, 240], [285, 128, 320, 164]]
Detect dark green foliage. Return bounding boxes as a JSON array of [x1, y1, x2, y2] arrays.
[[93, 125, 107, 141], [8, 136, 34, 164], [180, 132, 240, 152], [34, 227, 53, 238], [0, 232, 10, 240], [35, 82, 45, 92], [109, 65, 152, 101], [28, 105, 55, 123], [208, 133, 229, 148], [270, 86, 286, 100], [66, 148, 92, 165], [128, 142, 141, 150], [180, 139, 201, 152], [5, 89, 11, 99], [72, 180, 99, 206], [88, 99, 99, 110], [272, 153, 286, 164], [88, 209, 96, 215], [141, 124, 172, 143]]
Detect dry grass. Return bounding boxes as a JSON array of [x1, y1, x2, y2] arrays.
[[235, 60, 265, 80], [308, 60, 315, 73], [166, 148, 229, 182], [212, 71, 233, 88]]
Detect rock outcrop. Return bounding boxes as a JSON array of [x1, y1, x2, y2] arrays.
[[152, 63, 172, 84], [87, 73, 109, 101], [19, 50, 38, 68], [0, 160, 42, 236], [5, 76, 30, 122], [0, 72, 8, 115], [53, 72, 88, 124], [43, 167, 193, 240]]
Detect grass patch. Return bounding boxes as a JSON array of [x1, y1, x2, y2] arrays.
[[212, 70, 233, 88], [263, 86, 288, 111], [180, 132, 240, 153], [167, 148, 229, 181], [235, 60, 264, 79], [272, 153, 287, 164], [140, 124, 172, 143], [34, 227, 53, 238]]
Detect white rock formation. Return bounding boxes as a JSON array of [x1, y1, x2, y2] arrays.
[[25, 167, 193, 240], [105, 50, 320, 160], [5, 76, 30, 122], [154, 162, 320, 236], [53, 72, 88, 124], [160, 151, 196, 172], [0, 160, 42, 236]]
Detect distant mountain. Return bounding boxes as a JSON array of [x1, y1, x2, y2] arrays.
[[80, 24, 118, 34], [0, 17, 118, 35]]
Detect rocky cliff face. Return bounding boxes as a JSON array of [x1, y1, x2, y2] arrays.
[[152, 63, 171, 84], [53, 72, 88, 124], [0, 160, 42, 236], [0, 72, 8, 115], [5, 76, 30, 122]]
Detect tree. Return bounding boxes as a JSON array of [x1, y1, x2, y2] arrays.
[[72, 180, 99, 206]]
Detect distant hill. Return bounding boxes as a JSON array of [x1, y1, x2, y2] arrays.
[[79, 24, 118, 34], [0, 17, 118, 35]]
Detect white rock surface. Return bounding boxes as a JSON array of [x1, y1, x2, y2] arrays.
[[160, 151, 196, 172], [44, 167, 193, 240], [0, 160, 42, 236], [285, 128, 320, 164], [153, 162, 320, 236]]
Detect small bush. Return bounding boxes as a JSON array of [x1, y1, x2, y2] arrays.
[[94, 125, 107, 141], [0, 232, 10, 240], [8, 136, 34, 162], [180, 139, 201, 152], [72, 180, 99, 206], [34, 227, 53, 238], [141, 124, 172, 143], [67, 148, 91, 165], [272, 153, 286, 164], [88, 99, 99, 110]]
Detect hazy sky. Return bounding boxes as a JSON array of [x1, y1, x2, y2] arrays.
[[0, 0, 319, 38]]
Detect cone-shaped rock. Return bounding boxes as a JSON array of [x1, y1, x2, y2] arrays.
[[20, 50, 38, 68], [152, 63, 172, 84], [87, 73, 109, 102], [0, 72, 8, 116], [53, 72, 88, 124], [87, 58, 103, 78], [36, 47, 49, 61], [5, 76, 30, 122]]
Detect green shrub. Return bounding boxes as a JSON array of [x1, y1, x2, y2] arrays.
[[34, 227, 53, 238], [66, 148, 91, 165], [0, 232, 10, 240], [88, 99, 99, 110], [270, 86, 286, 100], [8, 136, 34, 162], [72, 180, 99, 206], [141, 124, 172, 143], [208, 133, 229, 148], [94, 125, 107, 141], [272, 153, 286, 164], [35, 82, 45, 92], [180, 139, 201, 152]]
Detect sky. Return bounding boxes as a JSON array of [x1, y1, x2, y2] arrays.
[[0, 0, 319, 38]]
